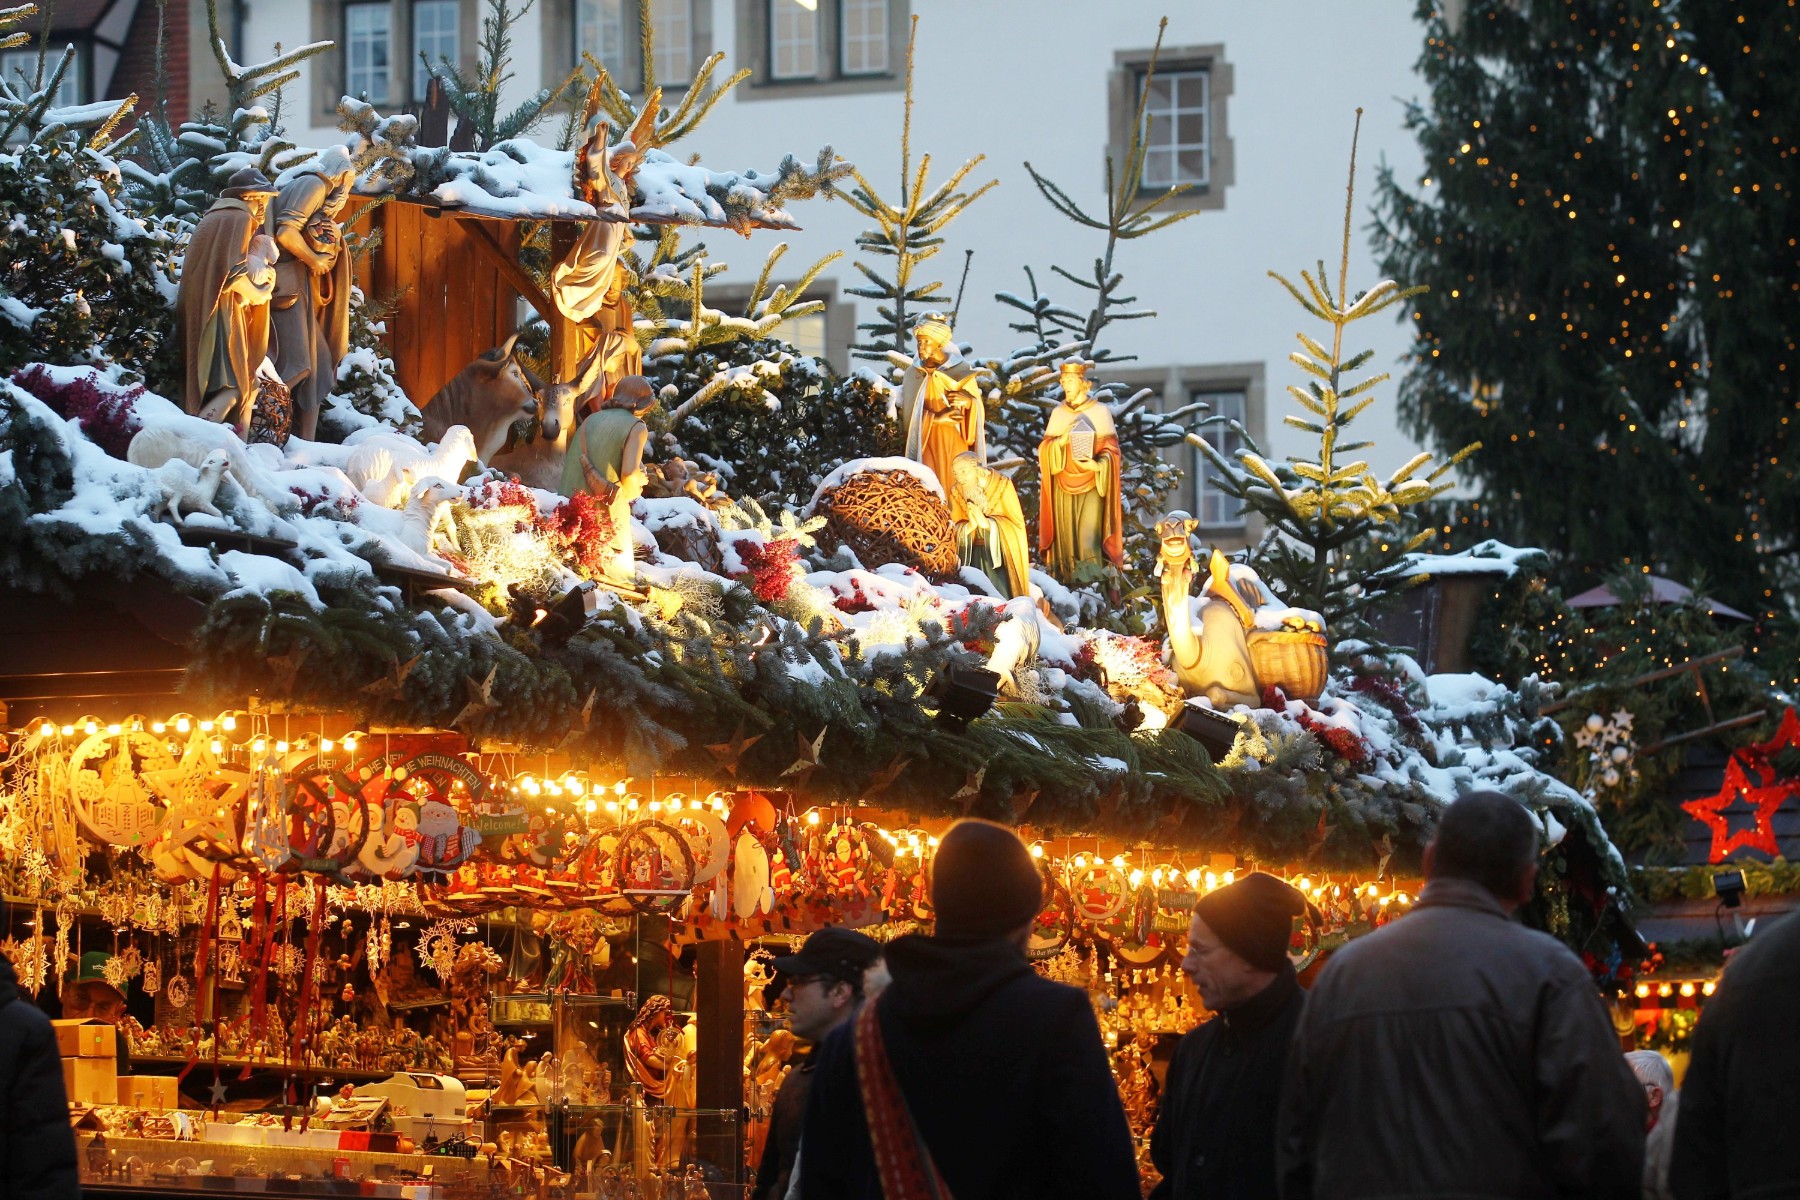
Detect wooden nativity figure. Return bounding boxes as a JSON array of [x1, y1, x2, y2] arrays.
[[267, 147, 355, 442], [561, 375, 655, 581], [554, 99, 655, 412], [1038, 359, 1125, 583], [950, 451, 1031, 600], [177, 167, 281, 436], [900, 314, 985, 508]]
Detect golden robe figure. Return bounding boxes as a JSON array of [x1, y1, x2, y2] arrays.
[[900, 316, 984, 515], [562, 376, 654, 581], [177, 168, 280, 434], [1038, 360, 1125, 583], [267, 149, 355, 442], [951, 452, 1031, 600]]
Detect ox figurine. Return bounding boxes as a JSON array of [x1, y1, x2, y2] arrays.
[[422, 334, 540, 464]]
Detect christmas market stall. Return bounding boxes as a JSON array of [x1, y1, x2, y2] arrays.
[[0, 6, 1683, 1197]]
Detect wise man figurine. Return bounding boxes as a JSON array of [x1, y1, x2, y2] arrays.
[[554, 107, 648, 414], [1037, 359, 1125, 583], [562, 375, 655, 582], [950, 451, 1031, 600], [267, 147, 356, 442], [900, 314, 984, 512], [178, 167, 281, 434]]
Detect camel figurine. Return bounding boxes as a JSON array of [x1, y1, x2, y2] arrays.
[[1155, 512, 1330, 705]]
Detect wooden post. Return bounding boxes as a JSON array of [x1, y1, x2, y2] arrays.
[[549, 221, 582, 383], [693, 939, 744, 1113]]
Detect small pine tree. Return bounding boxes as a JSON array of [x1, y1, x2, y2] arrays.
[[1197, 112, 1476, 638], [426, 0, 580, 151], [840, 16, 995, 362]]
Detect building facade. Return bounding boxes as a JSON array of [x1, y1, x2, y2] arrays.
[[122, 0, 1440, 542]]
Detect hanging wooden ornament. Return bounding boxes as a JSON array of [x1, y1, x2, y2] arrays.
[[671, 807, 730, 888], [1065, 860, 1131, 922], [618, 820, 697, 915], [732, 832, 771, 921], [68, 727, 175, 847], [386, 753, 487, 877]]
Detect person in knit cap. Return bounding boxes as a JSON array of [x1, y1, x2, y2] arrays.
[[1149, 871, 1308, 1200], [798, 819, 1139, 1200]]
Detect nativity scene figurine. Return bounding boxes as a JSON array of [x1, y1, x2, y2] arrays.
[[1038, 359, 1124, 583], [176, 168, 282, 437]]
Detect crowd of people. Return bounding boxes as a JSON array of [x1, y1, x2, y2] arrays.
[[760, 794, 1798, 1200]]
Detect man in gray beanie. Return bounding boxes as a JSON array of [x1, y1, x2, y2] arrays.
[[798, 819, 1139, 1199], [1150, 871, 1308, 1200]]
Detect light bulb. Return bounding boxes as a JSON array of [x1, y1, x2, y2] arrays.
[[1636, 983, 1650, 999], [152, 721, 166, 733], [176, 717, 191, 733], [320, 738, 334, 752], [585, 799, 598, 814], [276, 740, 289, 753], [37, 723, 53, 737], [108, 723, 121, 735], [222, 715, 237, 731], [210, 739, 223, 754], [60, 725, 73, 736], [1679, 982, 1695, 997], [253, 739, 267, 753], [1029, 844, 1043, 859], [84, 720, 98, 735], [806, 811, 821, 825], [200, 720, 214, 733]]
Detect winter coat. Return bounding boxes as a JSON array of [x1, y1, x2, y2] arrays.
[[1277, 877, 1645, 1200], [753, 1048, 814, 1200], [0, 955, 80, 1200], [1670, 908, 1800, 1200], [1150, 963, 1304, 1200], [797, 933, 1140, 1200]]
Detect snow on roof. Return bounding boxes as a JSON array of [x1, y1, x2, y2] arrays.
[[1404, 539, 1547, 579]]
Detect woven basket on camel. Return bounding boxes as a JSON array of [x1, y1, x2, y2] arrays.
[[816, 469, 958, 579]]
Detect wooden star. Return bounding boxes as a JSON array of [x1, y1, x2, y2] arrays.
[[266, 645, 312, 691], [779, 728, 828, 786], [1681, 756, 1794, 861], [555, 690, 602, 753], [952, 768, 988, 817], [1095, 779, 1126, 824], [360, 654, 421, 701], [705, 723, 764, 776], [1007, 787, 1039, 824], [451, 666, 499, 728], [1305, 807, 1336, 863], [861, 755, 910, 802]]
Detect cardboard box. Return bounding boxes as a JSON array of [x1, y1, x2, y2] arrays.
[[60, 1057, 117, 1106], [51, 1018, 116, 1058], [117, 1075, 180, 1109]]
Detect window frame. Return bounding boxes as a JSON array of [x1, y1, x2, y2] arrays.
[[1189, 387, 1247, 530], [1, 43, 84, 107], [575, 0, 630, 82], [767, 0, 819, 82], [343, 1, 395, 107], [411, 0, 461, 103], [1139, 65, 1210, 191], [647, 0, 695, 87], [1108, 43, 1234, 214], [837, 0, 889, 77], [735, 0, 908, 99]]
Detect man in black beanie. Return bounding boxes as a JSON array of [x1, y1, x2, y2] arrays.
[[798, 819, 1139, 1199], [1148, 871, 1307, 1200]]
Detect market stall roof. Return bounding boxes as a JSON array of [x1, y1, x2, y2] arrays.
[[1566, 575, 1750, 621], [354, 141, 811, 231]]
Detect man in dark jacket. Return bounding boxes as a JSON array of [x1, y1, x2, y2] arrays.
[[1669, 907, 1800, 1200], [0, 951, 81, 1199], [1277, 791, 1645, 1199], [1150, 871, 1307, 1200], [752, 925, 882, 1200], [798, 819, 1139, 1200]]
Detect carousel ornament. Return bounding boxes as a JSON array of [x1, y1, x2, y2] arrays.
[[1038, 360, 1125, 583], [900, 315, 985, 504]]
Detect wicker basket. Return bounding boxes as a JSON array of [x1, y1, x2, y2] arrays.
[[1248, 629, 1329, 701]]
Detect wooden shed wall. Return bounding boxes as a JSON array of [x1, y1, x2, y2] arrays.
[[344, 197, 523, 407]]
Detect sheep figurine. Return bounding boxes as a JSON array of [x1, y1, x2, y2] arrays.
[[127, 423, 290, 511], [984, 594, 1043, 696], [150, 449, 231, 525], [343, 426, 479, 508]]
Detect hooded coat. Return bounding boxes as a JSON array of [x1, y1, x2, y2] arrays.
[[0, 954, 80, 1199], [797, 934, 1139, 1200], [177, 197, 274, 418], [1670, 907, 1800, 1200]]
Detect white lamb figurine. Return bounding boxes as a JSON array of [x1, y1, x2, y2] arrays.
[[344, 426, 479, 508], [985, 595, 1043, 696], [150, 449, 230, 525], [126, 424, 290, 511]]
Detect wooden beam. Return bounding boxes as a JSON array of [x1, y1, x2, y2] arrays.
[[1639, 711, 1768, 755], [1541, 645, 1747, 715], [452, 216, 557, 323], [693, 939, 744, 1112]]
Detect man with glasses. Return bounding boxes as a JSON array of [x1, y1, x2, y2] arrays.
[[753, 927, 882, 1200]]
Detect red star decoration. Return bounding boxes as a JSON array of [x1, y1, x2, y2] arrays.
[[1681, 756, 1794, 862], [1733, 706, 1800, 783]]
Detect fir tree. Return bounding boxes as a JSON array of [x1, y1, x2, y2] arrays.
[[1198, 112, 1475, 638], [1373, 0, 1800, 619], [424, 0, 580, 151], [841, 15, 996, 361]]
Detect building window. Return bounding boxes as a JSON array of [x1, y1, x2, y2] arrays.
[[1, 46, 82, 106], [1141, 67, 1209, 189], [345, 3, 392, 105], [1109, 45, 1233, 213], [839, 0, 887, 75], [577, 0, 628, 78], [1193, 388, 1247, 529], [412, 0, 460, 101], [778, 310, 829, 360], [768, 0, 817, 81], [649, 0, 693, 84]]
